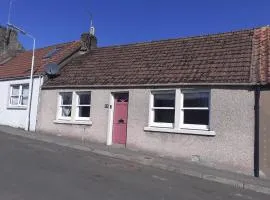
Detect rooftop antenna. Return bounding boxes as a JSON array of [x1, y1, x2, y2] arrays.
[[7, 0, 14, 25], [89, 13, 95, 36]]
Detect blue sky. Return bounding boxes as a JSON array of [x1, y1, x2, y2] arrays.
[[0, 0, 269, 49]]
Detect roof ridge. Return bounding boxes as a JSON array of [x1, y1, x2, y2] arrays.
[[95, 26, 264, 50], [22, 40, 80, 53]]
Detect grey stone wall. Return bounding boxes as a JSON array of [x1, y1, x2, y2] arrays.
[[37, 88, 255, 175], [127, 88, 254, 175], [36, 89, 109, 143], [259, 90, 270, 178]]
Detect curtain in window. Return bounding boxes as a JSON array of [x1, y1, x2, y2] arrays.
[[62, 106, 72, 117]]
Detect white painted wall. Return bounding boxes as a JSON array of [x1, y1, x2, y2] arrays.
[[0, 77, 43, 131]]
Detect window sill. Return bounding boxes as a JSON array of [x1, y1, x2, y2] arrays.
[[7, 106, 27, 110], [144, 126, 215, 136], [53, 119, 92, 126]]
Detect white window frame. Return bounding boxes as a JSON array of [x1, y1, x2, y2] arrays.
[[57, 91, 92, 123], [148, 89, 210, 131], [58, 92, 73, 120], [180, 90, 210, 130], [149, 90, 175, 128], [9, 84, 29, 107], [75, 92, 91, 121]]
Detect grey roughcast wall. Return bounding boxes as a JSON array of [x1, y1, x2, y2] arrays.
[[259, 90, 270, 178], [36, 88, 255, 175]]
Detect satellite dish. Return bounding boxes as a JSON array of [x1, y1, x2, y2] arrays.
[[44, 63, 59, 76]]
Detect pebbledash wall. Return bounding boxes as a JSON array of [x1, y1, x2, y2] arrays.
[[36, 87, 255, 174], [0, 77, 43, 131], [259, 90, 270, 178]]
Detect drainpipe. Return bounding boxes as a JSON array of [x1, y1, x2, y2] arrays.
[[254, 86, 260, 177]]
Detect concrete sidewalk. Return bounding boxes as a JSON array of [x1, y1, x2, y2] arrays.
[[1, 125, 270, 195]]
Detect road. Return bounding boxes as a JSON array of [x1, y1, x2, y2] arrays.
[[0, 131, 269, 200]]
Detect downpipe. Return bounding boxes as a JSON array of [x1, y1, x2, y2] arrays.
[[254, 86, 260, 177]]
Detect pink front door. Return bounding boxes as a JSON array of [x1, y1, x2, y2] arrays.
[[112, 93, 129, 144]]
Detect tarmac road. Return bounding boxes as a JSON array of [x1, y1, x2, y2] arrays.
[[0, 131, 269, 200]]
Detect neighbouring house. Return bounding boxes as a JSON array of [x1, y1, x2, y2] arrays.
[[0, 40, 81, 131], [36, 26, 270, 178], [0, 25, 24, 61]]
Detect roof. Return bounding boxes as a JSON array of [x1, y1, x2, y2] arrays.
[[0, 41, 81, 80], [45, 26, 270, 87]]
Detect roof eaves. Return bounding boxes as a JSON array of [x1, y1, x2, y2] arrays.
[[0, 74, 41, 82], [42, 82, 257, 90]]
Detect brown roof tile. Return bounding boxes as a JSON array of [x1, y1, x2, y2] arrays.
[[252, 27, 270, 84], [44, 27, 270, 86], [0, 41, 80, 79]]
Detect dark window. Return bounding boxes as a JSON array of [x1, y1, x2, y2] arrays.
[[60, 92, 72, 117], [77, 93, 91, 118], [154, 93, 175, 107], [153, 92, 175, 124], [79, 106, 91, 117], [62, 93, 72, 105], [184, 110, 209, 125], [154, 109, 175, 123], [79, 94, 91, 105], [115, 93, 129, 102], [184, 92, 209, 107], [182, 91, 210, 126]]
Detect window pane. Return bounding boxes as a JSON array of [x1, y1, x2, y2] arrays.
[[11, 86, 20, 96], [22, 97, 28, 105], [78, 93, 91, 105], [78, 106, 90, 117], [154, 93, 175, 107], [22, 85, 29, 97], [10, 97, 19, 105], [61, 93, 72, 105], [61, 106, 72, 117], [184, 92, 209, 107], [115, 93, 129, 102], [184, 110, 209, 125], [154, 109, 175, 123]]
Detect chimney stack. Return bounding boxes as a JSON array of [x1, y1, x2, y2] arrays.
[[80, 20, 97, 52], [80, 33, 97, 51], [0, 25, 24, 58]]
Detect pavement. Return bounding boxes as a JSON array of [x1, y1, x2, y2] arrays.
[[1, 128, 270, 200], [1, 125, 270, 197]]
